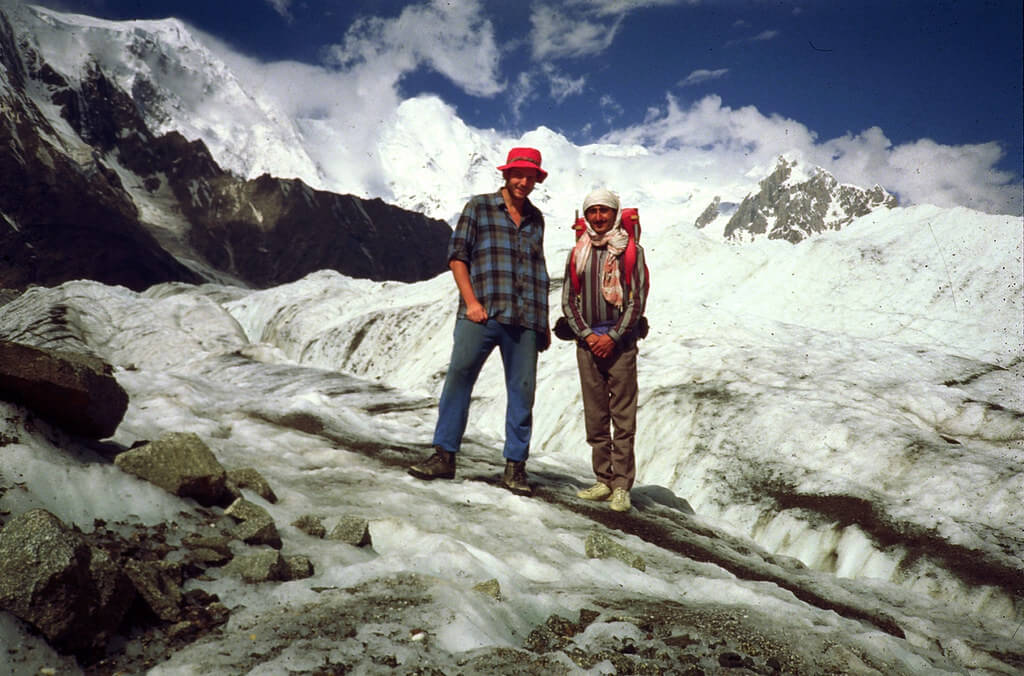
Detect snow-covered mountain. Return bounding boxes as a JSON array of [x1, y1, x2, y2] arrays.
[[0, 2, 452, 291], [696, 156, 899, 243], [19, 3, 322, 186]]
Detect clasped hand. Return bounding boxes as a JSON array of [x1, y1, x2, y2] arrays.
[[585, 333, 616, 358]]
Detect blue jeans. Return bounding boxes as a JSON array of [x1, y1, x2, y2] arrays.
[[433, 319, 538, 461]]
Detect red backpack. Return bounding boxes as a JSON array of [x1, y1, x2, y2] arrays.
[[569, 207, 648, 303]]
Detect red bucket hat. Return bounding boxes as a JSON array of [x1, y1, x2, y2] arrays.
[[497, 147, 548, 183]]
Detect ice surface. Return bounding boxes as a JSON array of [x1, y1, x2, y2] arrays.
[[0, 198, 1020, 673]]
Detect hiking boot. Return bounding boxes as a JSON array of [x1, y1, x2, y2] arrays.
[[576, 482, 612, 501], [609, 487, 631, 512], [408, 448, 455, 480], [502, 460, 532, 496]]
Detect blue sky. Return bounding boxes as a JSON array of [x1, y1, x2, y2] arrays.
[[34, 0, 1024, 213]]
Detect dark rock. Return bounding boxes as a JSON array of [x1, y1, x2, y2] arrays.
[[584, 531, 646, 571], [182, 174, 451, 288], [227, 467, 278, 503], [0, 289, 21, 306], [328, 515, 372, 547], [114, 432, 228, 506], [718, 651, 749, 669], [224, 549, 288, 583], [184, 546, 234, 569], [283, 554, 315, 581], [0, 509, 136, 658], [166, 591, 230, 642], [123, 559, 183, 622], [524, 614, 579, 653], [292, 514, 327, 538], [225, 497, 282, 549], [182, 533, 233, 558], [694, 196, 721, 229], [718, 157, 897, 244], [578, 608, 600, 628], [229, 518, 282, 549], [472, 579, 502, 600], [0, 340, 128, 438]]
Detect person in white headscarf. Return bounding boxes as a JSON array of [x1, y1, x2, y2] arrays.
[[561, 188, 648, 512]]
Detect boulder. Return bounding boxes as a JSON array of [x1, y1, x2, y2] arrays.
[[328, 516, 372, 547], [225, 497, 281, 549], [0, 509, 136, 657], [114, 432, 227, 506], [0, 340, 128, 438], [227, 467, 278, 503], [181, 533, 234, 569], [584, 532, 646, 571], [292, 514, 326, 538], [472, 579, 502, 600], [123, 559, 183, 622], [282, 555, 315, 581], [224, 550, 287, 583]]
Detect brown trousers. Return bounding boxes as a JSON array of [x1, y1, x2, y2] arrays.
[[576, 344, 638, 490]]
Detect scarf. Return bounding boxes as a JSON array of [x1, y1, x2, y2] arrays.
[[573, 221, 629, 310]]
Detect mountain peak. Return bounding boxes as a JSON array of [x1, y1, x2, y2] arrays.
[[696, 156, 898, 243]]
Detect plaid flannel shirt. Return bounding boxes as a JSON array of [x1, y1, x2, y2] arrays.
[[447, 191, 549, 333]]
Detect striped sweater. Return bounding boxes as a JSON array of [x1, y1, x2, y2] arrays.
[[561, 244, 647, 345]]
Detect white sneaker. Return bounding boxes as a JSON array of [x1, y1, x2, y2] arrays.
[[576, 482, 612, 501], [609, 487, 631, 512]]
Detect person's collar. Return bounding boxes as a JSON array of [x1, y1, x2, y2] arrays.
[[495, 188, 535, 214]]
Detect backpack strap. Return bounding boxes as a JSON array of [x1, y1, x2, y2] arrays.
[[570, 215, 586, 294], [620, 208, 639, 284]]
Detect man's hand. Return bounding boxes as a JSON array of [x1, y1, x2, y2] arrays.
[[466, 301, 488, 323], [585, 333, 616, 358], [538, 326, 551, 352]]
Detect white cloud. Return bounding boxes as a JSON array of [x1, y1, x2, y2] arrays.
[[679, 68, 729, 87], [508, 71, 536, 124], [575, 0, 697, 16], [726, 29, 780, 46], [527, 1, 694, 61], [598, 94, 1022, 215], [529, 5, 621, 60], [817, 130, 1022, 215], [541, 64, 585, 102], [599, 94, 624, 126], [326, 0, 503, 97], [265, 0, 292, 21]]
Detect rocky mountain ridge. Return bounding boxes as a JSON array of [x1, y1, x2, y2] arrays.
[[0, 4, 451, 292], [696, 157, 899, 244]]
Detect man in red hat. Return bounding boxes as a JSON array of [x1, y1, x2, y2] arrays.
[[408, 147, 551, 495]]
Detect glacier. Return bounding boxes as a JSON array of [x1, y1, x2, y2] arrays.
[[0, 199, 1021, 673]]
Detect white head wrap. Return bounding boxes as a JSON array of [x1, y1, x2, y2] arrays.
[[582, 188, 620, 216]]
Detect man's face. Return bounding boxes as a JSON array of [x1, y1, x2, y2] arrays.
[[504, 168, 539, 201], [585, 205, 617, 235]]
